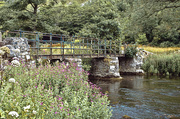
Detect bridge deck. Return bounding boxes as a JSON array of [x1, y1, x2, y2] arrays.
[[1, 30, 126, 59], [31, 54, 125, 59]]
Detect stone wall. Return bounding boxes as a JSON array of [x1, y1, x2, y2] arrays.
[[65, 58, 82, 71], [0, 32, 2, 42], [3, 37, 30, 60], [119, 57, 144, 75], [90, 57, 122, 79], [119, 48, 152, 75]]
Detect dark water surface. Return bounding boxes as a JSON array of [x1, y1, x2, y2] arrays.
[[90, 76, 180, 119]]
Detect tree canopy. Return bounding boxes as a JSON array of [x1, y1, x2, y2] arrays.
[[0, 0, 180, 46]]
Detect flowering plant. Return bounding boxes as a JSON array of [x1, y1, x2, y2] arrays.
[[0, 60, 112, 118], [0, 46, 10, 54]]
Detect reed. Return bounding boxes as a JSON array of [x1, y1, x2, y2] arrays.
[[142, 52, 180, 76]]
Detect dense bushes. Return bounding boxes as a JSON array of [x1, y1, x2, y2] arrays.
[[125, 44, 138, 58], [0, 60, 112, 118], [142, 52, 180, 76]]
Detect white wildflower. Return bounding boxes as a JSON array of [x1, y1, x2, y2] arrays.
[[3, 66, 7, 70], [13, 49, 20, 53], [24, 105, 30, 112], [37, 58, 42, 64], [4, 60, 9, 64], [9, 78, 15, 83], [11, 60, 20, 67], [0, 50, 5, 55], [26, 55, 30, 60], [33, 110, 37, 114], [12, 57, 19, 60], [8, 111, 19, 117]]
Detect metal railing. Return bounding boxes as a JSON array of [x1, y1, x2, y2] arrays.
[[1, 30, 125, 59]]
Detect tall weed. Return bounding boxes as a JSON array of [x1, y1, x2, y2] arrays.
[[142, 52, 180, 76]]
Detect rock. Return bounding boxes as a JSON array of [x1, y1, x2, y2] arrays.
[[90, 57, 121, 79], [122, 115, 132, 119], [120, 48, 152, 75], [0, 32, 2, 42], [3, 37, 30, 58], [65, 58, 82, 71]]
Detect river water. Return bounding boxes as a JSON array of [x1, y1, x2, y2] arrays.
[[90, 76, 180, 119]]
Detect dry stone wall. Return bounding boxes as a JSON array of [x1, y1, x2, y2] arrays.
[[119, 48, 152, 75], [90, 57, 122, 79], [3, 37, 30, 60]]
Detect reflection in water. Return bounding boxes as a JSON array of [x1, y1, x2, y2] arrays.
[[120, 76, 144, 89], [90, 76, 180, 119]]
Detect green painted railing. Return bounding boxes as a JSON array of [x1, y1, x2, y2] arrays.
[[1, 30, 125, 59]]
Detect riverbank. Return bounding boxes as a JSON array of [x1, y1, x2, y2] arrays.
[[0, 60, 112, 118]]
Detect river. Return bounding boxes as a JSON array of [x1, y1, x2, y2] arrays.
[[90, 75, 180, 119]]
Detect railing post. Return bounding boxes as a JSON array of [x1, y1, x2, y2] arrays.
[[98, 38, 99, 57], [71, 37, 73, 57], [0, 32, 2, 42], [73, 36, 75, 57], [94, 39, 96, 56], [50, 33, 52, 59], [110, 40, 112, 56], [19, 30, 22, 37], [91, 39, 92, 58], [124, 43, 127, 55], [119, 41, 121, 55], [60, 36, 63, 55], [115, 41, 116, 57], [36, 32, 39, 58], [83, 38, 84, 58], [62, 36, 64, 60], [105, 39, 107, 57], [79, 38, 81, 55], [86, 38, 88, 49]]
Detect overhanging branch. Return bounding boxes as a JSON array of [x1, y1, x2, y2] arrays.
[[146, 5, 180, 18]]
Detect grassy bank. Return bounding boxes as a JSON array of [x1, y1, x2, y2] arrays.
[[0, 60, 111, 118], [142, 52, 180, 76], [138, 45, 180, 53]]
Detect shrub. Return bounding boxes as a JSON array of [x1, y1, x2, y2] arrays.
[[159, 41, 175, 48], [142, 52, 180, 76], [135, 33, 148, 45], [125, 44, 138, 58], [82, 58, 92, 71], [0, 60, 112, 118]]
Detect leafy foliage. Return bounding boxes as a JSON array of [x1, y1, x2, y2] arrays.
[[125, 44, 138, 58], [0, 0, 179, 46], [122, 0, 180, 46], [142, 52, 180, 76], [0, 60, 112, 118]]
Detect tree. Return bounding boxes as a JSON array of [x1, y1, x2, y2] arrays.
[[124, 0, 180, 46], [78, 0, 121, 40], [0, 0, 64, 31]]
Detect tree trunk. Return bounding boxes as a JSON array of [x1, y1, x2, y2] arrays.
[[33, 4, 38, 31], [146, 30, 153, 43]]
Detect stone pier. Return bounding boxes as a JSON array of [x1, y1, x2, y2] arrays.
[[65, 58, 82, 71], [0, 32, 5, 47], [0, 32, 2, 42], [89, 57, 122, 80], [119, 48, 151, 75]]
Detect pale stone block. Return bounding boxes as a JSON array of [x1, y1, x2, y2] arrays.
[[0, 32, 2, 42]]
